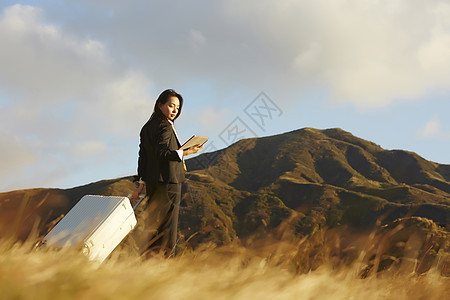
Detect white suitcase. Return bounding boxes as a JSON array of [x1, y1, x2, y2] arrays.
[[42, 195, 138, 263]]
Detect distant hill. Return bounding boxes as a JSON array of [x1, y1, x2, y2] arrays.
[[0, 177, 136, 240], [1, 128, 449, 248]]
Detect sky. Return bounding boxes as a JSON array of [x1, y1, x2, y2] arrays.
[[0, 0, 449, 192]]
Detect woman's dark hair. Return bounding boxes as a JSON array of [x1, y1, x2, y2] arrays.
[[152, 89, 183, 121]]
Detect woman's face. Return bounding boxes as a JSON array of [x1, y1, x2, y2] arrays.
[[159, 96, 180, 121]]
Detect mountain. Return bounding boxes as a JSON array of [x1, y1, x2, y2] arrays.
[[180, 127, 449, 245], [1, 128, 449, 248]]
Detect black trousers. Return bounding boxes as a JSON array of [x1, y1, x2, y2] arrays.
[[133, 182, 182, 256]]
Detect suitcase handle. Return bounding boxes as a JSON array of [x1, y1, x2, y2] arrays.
[[129, 186, 157, 211], [127, 193, 146, 210], [132, 196, 146, 211]]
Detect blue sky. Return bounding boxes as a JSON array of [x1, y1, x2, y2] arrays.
[[0, 0, 449, 192]]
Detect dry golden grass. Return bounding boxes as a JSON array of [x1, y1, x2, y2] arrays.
[[1, 229, 448, 300]]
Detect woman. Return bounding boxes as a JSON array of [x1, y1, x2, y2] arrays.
[[131, 89, 203, 256]]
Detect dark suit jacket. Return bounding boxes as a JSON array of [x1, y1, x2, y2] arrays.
[[137, 116, 185, 184]]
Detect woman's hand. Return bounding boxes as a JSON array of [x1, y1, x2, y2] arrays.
[[183, 144, 203, 156], [131, 183, 145, 200]]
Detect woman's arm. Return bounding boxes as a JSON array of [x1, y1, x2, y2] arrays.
[[137, 130, 147, 180], [156, 121, 183, 161]]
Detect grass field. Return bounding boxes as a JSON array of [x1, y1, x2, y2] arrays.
[[0, 231, 448, 300]]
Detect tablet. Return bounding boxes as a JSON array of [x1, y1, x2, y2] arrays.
[[179, 135, 209, 150]]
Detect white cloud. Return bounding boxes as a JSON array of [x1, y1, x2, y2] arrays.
[[0, 130, 36, 176], [417, 115, 450, 140], [62, 0, 450, 108], [71, 141, 107, 158], [0, 5, 114, 104], [188, 29, 207, 52], [0, 4, 154, 191], [417, 4, 450, 79], [294, 42, 323, 71], [78, 71, 154, 138], [191, 107, 230, 129]]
